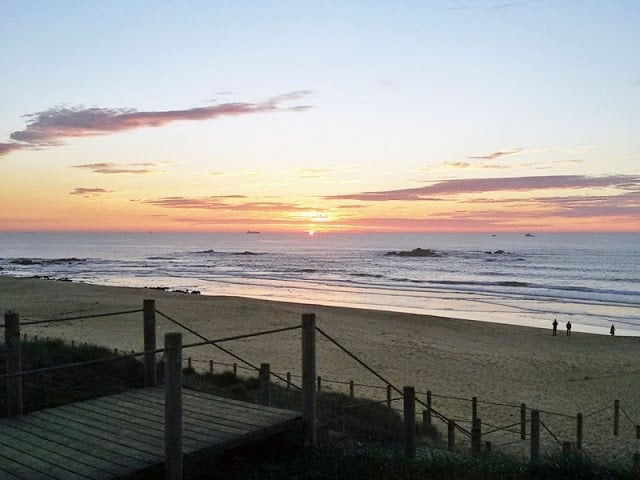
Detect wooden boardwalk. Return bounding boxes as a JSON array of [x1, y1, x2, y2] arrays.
[[0, 387, 302, 479]]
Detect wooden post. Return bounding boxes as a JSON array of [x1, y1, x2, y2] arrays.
[[143, 299, 157, 387], [472, 396, 478, 425], [633, 453, 640, 472], [636, 425, 640, 439], [426, 390, 432, 425], [259, 363, 271, 406], [562, 441, 572, 456], [471, 418, 482, 457], [576, 413, 583, 450], [614, 400, 620, 436], [520, 403, 527, 440], [233, 362, 237, 377], [403, 386, 416, 458], [317, 375, 322, 393], [4, 311, 23, 417], [531, 410, 540, 463], [164, 332, 182, 480], [287, 372, 291, 390], [187, 357, 192, 370], [422, 410, 429, 434], [387, 384, 392, 410], [302, 313, 317, 447], [349, 380, 354, 399], [209, 360, 213, 376], [485, 441, 492, 454], [447, 419, 455, 452]]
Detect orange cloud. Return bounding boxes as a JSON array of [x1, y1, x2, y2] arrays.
[[69, 187, 111, 197]]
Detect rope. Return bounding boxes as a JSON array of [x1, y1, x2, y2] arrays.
[[0, 309, 143, 328], [342, 397, 403, 411], [315, 326, 401, 396], [620, 406, 636, 426], [0, 349, 156, 380], [181, 324, 302, 348], [583, 405, 609, 418], [539, 419, 563, 446], [155, 309, 301, 390], [483, 421, 522, 436]]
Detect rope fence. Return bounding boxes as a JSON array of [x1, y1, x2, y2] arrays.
[[4, 303, 639, 467]]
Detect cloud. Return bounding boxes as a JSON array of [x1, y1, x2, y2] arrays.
[[72, 162, 163, 174], [468, 148, 525, 160], [142, 196, 306, 212], [69, 187, 111, 197], [0, 143, 26, 156], [0, 91, 312, 156], [324, 175, 640, 201]]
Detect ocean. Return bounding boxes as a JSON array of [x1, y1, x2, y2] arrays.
[[1, 232, 638, 335]]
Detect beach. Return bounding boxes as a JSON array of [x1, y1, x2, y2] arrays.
[[2, 275, 639, 462]]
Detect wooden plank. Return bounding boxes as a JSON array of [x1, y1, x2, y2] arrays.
[[69, 400, 233, 448], [0, 467, 25, 480], [120, 390, 284, 432], [0, 423, 125, 478], [0, 416, 148, 472], [0, 442, 89, 480], [93, 395, 249, 439], [183, 388, 299, 417], [0, 453, 59, 480], [31, 409, 165, 457], [4, 414, 160, 466]]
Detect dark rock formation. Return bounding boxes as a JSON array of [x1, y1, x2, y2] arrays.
[[385, 248, 441, 258]]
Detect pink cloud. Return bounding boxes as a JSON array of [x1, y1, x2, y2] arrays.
[[143, 196, 305, 212], [0, 91, 312, 156], [468, 149, 524, 160], [325, 175, 640, 201]]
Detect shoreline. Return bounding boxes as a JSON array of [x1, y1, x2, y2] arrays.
[[2, 275, 639, 460]]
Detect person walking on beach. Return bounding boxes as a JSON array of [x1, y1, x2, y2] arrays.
[[566, 321, 572, 336], [610, 324, 615, 336], [552, 318, 558, 336]]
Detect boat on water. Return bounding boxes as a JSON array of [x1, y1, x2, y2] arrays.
[[525, 233, 535, 237], [246, 231, 260, 234]]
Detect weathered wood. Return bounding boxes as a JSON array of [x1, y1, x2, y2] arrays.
[[4, 311, 23, 417], [349, 380, 354, 398], [165, 332, 183, 480], [317, 375, 322, 393], [209, 360, 214, 375], [520, 403, 527, 440], [302, 313, 317, 447], [576, 413, 583, 450], [484, 441, 491, 454], [562, 441, 572, 456], [233, 362, 237, 377], [531, 409, 540, 463], [143, 299, 157, 387], [614, 399, 620, 436], [447, 419, 455, 452], [403, 386, 416, 458], [426, 390, 432, 425], [387, 384, 392, 410], [0, 388, 301, 480], [287, 372, 291, 390], [471, 418, 482, 457], [260, 363, 271, 406], [472, 396, 478, 425]]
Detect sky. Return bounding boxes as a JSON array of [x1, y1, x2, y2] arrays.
[[1, 1, 639, 233]]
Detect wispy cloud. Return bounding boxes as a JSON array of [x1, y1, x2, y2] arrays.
[[0, 91, 312, 157], [69, 187, 111, 197], [324, 175, 640, 201], [143, 196, 306, 212], [72, 162, 165, 174], [468, 148, 525, 160]]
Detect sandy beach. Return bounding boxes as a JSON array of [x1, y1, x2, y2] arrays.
[[1, 275, 639, 462]]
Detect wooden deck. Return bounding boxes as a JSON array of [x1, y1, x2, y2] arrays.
[[0, 387, 302, 479]]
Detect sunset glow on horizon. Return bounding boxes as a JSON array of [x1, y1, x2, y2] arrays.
[[1, 2, 639, 234]]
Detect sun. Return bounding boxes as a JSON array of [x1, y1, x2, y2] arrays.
[[308, 230, 315, 236]]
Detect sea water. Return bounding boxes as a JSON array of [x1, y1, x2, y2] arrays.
[[1, 232, 638, 335]]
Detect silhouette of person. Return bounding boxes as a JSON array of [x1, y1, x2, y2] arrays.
[[566, 321, 572, 336], [552, 318, 558, 336], [610, 324, 615, 336]]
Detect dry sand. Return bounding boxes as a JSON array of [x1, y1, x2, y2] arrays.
[[1, 276, 639, 463]]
